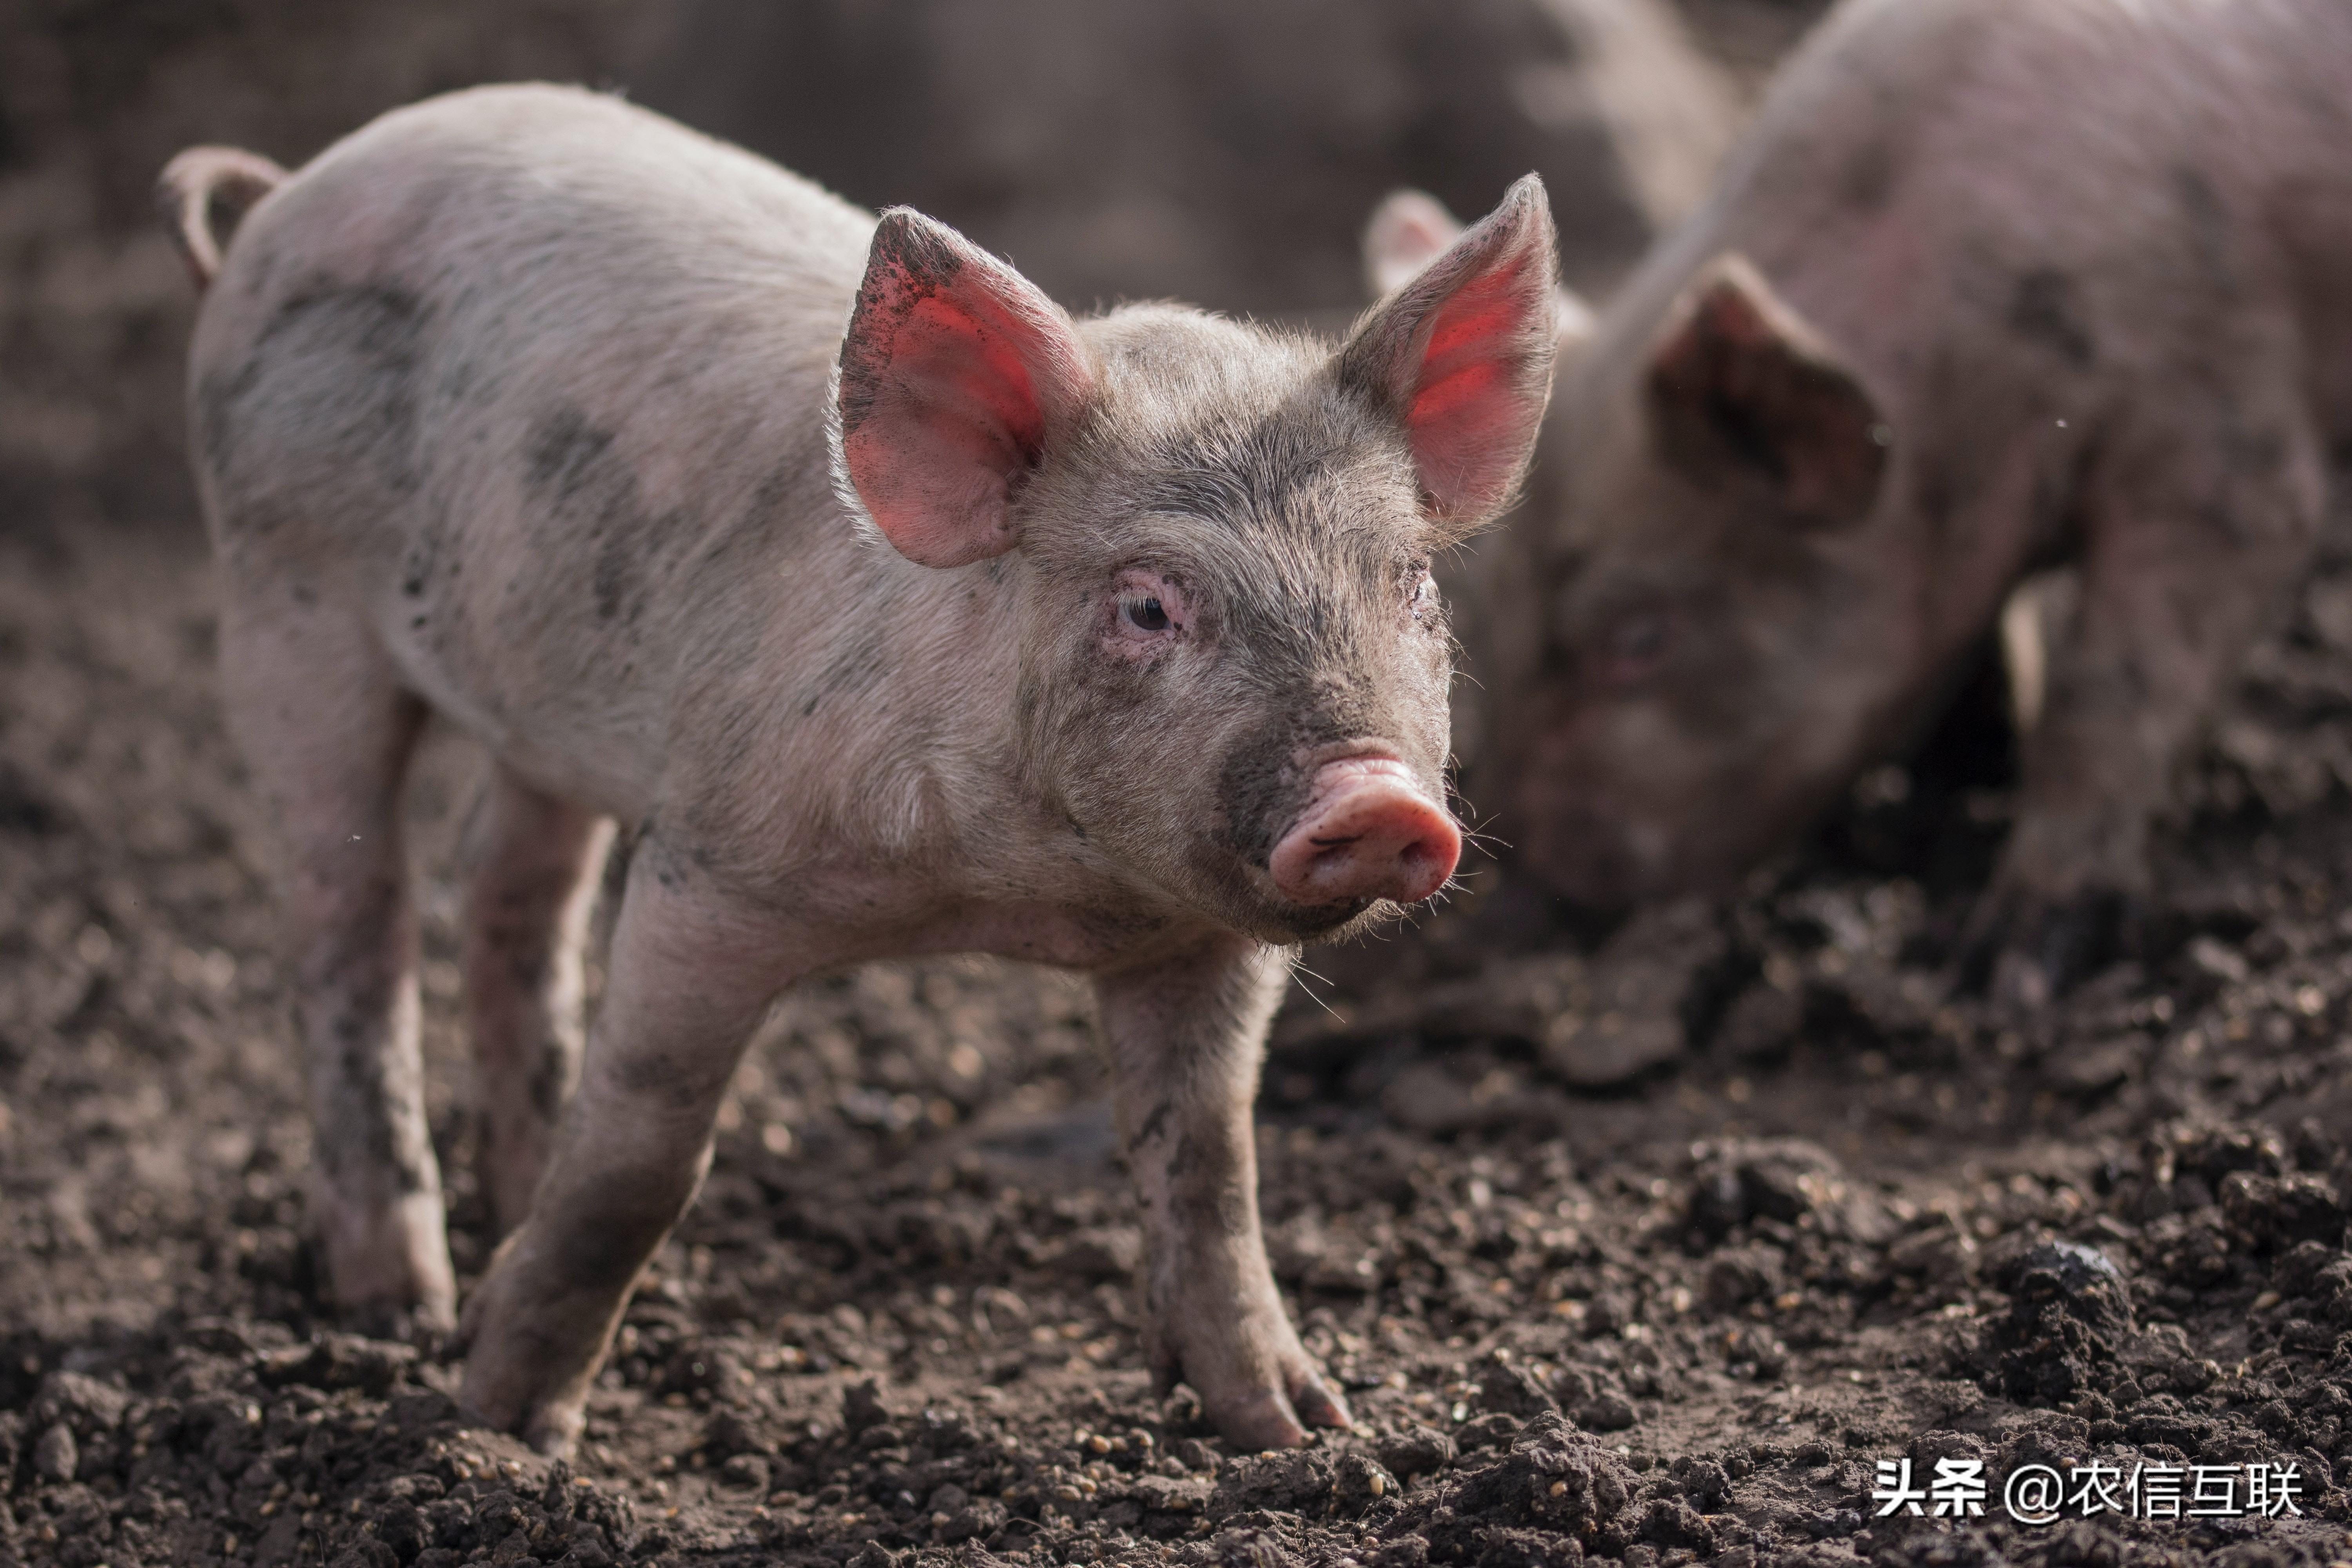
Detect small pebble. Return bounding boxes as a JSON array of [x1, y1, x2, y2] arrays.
[[33, 1423, 77, 1484]]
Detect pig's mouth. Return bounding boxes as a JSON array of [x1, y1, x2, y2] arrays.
[[1265, 755, 1461, 921]]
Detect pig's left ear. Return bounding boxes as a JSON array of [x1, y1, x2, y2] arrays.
[[833, 209, 1095, 568], [1340, 174, 1561, 532], [1362, 189, 1467, 300], [1363, 187, 1595, 356], [1646, 253, 1887, 527]]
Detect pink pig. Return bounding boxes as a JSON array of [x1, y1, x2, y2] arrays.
[[161, 84, 1557, 1452], [1368, 0, 2352, 1003]]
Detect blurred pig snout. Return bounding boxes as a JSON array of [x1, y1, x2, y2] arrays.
[[1270, 758, 1460, 908]]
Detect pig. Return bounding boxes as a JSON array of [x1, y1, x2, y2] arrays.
[[161, 83, 1559, 1453], [1364, 0, 2352, 1004]]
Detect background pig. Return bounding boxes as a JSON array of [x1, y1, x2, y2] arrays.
[[169, 84, 1557, 1452], [1368, 0, 2352, 1002]]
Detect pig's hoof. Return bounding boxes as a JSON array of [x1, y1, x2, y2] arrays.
[[456, 1362, 586, 1459], [1204, 1367, 1352, 1450], [1960, 885, 2139, 1006], [312, 1191, 457, 1344], [456, 1398, 583, 1460], [347, 1299, 457, 1356], [522, 1405, 586, 1458]]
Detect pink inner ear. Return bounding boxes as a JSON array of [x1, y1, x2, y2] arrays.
[[838, 218, 1084, 569], [1405, 248, 1552, 518]]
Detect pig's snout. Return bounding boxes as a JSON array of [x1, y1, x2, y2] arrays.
[[1270, 758, 1459, 908]]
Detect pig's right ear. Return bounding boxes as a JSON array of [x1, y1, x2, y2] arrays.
[[833, 209, 1094, 568], [1646, 253, 1886, 527], [1340, 175, 1563, 534]]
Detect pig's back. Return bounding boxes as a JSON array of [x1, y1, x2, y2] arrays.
[[1735, 0, 2352, 310], [190, 84, 881, 814], [1609, 0, 2352, 458]]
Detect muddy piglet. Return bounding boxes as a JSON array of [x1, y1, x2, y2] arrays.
[[1367, 0, 2352, 1003], [163, 84, 1558, 1452]]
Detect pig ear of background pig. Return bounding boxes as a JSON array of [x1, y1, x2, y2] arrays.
[[831, 207, 1096, 569], [1644, 252, 1887, 528], [1339, 174, 1564, 534], [1362, 188, 1593, 354]]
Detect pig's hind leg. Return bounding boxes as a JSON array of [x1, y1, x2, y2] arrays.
[[462, 770, 614, 1236], [218, 595, 456, 1336], [1975, 387, 2326, 1006], [1097, 936, 1351, 1450]]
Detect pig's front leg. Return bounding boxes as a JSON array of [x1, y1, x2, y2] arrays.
[[1972, 404, 2325, 1005], [459, 838, 793, 1454], [1097, 936, 1349, 1450]]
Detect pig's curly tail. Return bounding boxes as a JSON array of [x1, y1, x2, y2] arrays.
[[158, 145, 288, 290]]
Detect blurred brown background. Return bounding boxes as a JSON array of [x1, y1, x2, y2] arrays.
[[0, 0, 1826, 542]]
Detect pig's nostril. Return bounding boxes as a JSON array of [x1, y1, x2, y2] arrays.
[[1270, 766, 1461, 909]]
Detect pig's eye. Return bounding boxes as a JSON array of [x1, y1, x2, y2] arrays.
[[1599, 610, 1673, 685], [1108, 573, 1187, 653]]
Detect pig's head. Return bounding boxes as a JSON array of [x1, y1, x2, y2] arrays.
[[831, 181, 1559, 944], [1520, 255, 1909, 905], [1367, 196, 1900, 907]]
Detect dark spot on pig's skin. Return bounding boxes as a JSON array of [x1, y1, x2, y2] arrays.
[[526, 407, 614, 499], [400, 531, 437, 599], [2008, 270, 2096, 368], [635, 830, 688, 894], [1164, 1132, 1198, 1185], [798, 622, 892, 719], [298, 862, 432, 1201], [523, 406, 675, 626], [200, 279, 428, 506], [307, 1004, 428, 1198], [194, 358, 259, 478]]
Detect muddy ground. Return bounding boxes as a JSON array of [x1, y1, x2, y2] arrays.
[[15, 4, 2352, 1568]]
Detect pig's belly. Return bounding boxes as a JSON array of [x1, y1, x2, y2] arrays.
[[367, 514, 676, 823], [778, 877, 1192, 976]]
